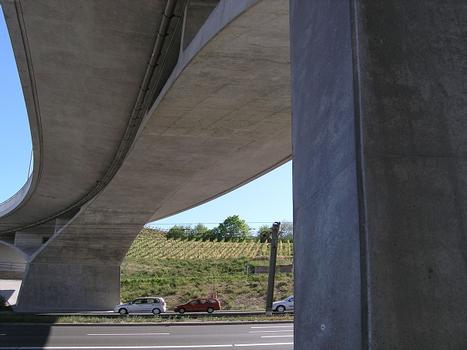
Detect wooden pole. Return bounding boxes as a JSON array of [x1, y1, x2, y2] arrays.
[[266, 222, 280, 315]]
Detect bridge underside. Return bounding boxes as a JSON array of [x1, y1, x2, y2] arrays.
[[0, 0, 466, 348], [1, 0, 291, 312]]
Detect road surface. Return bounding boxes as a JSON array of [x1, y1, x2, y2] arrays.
[[0, 323, 293, 349]]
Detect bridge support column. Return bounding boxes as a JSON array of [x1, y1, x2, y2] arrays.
[[291, 0, 467, 349], [15, 262, 120, 312]]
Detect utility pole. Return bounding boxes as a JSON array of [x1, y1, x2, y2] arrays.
[[266, 221, 281, 315]]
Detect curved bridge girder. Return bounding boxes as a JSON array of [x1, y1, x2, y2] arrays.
[[1, 0, 290, 311]]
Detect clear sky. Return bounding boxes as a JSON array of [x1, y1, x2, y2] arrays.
[[0, 6, 33, 203], [0, 6, 292, 231]]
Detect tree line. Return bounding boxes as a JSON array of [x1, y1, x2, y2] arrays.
[[162, 215, 293, 242]]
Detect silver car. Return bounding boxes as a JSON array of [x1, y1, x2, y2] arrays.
[[273, 295, 294, 312], [114, 297, 167, 315]]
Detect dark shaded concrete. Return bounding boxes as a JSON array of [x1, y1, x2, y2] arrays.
[[292, 0, 467, 348], [0, 242, 27, 279], [291, 1, 362, 348], [18, 262, 120, 311]]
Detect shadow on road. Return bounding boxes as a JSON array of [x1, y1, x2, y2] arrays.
[[0, 314, 56, 348]]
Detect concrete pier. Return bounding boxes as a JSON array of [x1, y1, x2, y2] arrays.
[[291, 0, 467, 348], [16, 262, 120, 312]]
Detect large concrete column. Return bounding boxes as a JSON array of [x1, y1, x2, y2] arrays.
[[15, 216, 139, 312], [16, 262, 120, 312], [291, 1, 467, 349]]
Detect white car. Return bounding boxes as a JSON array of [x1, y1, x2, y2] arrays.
[[273, 295, 294, 312], [114, 297, 167, 315]]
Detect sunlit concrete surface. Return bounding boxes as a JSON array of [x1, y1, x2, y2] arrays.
[[0, 279, 22, 305]]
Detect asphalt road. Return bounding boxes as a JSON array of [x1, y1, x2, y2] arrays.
[[0, 323, 293, 349]]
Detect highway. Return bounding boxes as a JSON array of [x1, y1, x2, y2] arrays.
[[0, 323, 293, 349]]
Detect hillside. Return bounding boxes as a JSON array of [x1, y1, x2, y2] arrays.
[[125, 229, 294, 261], [121, 229, 294, 310]]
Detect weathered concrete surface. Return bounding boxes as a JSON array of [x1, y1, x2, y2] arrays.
[[11, 0, 291, 312], [19, 263, 120, 312], [291, 1, 362, 348], [0, 242, 27, 279], [292, 0, 467, 348], [14, 222, 55, 256]]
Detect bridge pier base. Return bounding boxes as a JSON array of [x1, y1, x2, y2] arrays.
[[291, 0, 467, 349], [15, 262, 120, 312]]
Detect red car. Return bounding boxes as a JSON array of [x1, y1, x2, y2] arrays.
[[174, 298, 221, 314]]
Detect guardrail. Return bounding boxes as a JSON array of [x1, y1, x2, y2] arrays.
[[34, 310, 294, 318]]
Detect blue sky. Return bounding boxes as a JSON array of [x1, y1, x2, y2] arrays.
[[0, 7, 33, 202], [0, 6, 292, 231]]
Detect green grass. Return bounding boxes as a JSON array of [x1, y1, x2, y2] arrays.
[[121, 230, 294, 311], [0, 312, 293, 324]]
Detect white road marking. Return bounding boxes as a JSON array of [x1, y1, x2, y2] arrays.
[[87, 333, 170, 336], [250, 325, 293, 329], [0, 334, 5, 336], [234, 343, 293, 347], [0, 343, 293, 349], [261, 335, 294, 339], [249, 330, 292, 333]]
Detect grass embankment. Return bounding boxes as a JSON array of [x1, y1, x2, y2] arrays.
[[121, 230, 294, 311]]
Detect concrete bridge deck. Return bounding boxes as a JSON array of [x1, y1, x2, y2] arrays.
[[0, 0, 290, 312], [2, 0, 467, 348]]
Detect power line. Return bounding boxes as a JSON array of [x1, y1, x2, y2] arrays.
[[148, 221, 288, 226]]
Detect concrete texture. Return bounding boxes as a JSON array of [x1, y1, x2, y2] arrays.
[[292, 0, 467, 348], [1, 0, 291, 312], [0, 242, 26, 279], [291, 1, 362, 348], [0, 0, 168, 232], [18, 263, 120, 312]]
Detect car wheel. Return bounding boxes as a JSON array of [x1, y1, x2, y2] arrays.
[[276, 305, 286, 313], [207, 307, 214, 314], [118, 308, 128, 315], [152, 308, 161, 315], [178, 308, 185, 314]]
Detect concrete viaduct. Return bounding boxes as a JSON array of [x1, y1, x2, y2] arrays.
[[1, 0, 466, 348]]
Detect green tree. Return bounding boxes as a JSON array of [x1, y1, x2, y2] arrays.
[[167, 225, 189, 239], [213, 215, 251, 241], [192, 223, 211, 240], [258, 225, 272, 242], [280, 221, 293, 241]]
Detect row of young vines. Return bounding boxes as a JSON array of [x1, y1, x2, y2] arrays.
[[125, 231, 294, 261]]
